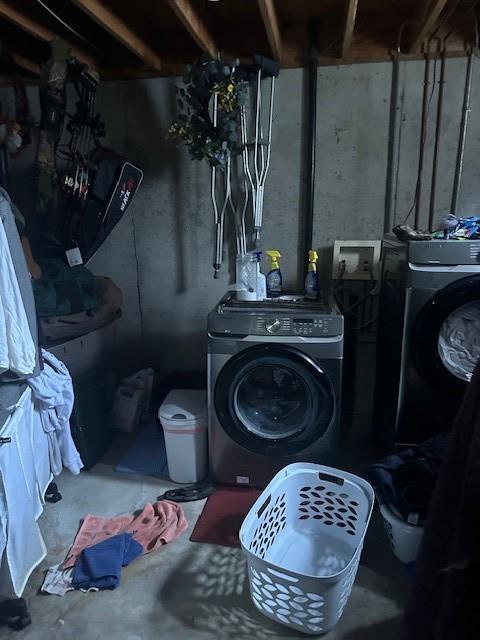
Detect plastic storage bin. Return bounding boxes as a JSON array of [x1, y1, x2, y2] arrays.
[[379, 503, 424, 564], [240, 463, 374, 635], [158, 389, 207, 484]]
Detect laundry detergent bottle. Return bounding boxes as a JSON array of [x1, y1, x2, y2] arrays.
[[266, 250, 283, 297], [304, 250, 319, 300]]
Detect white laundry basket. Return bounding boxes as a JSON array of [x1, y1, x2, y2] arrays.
[[379, 503, 424, 564], [240, 463, 374, 635], [158, 389, 207, 484]]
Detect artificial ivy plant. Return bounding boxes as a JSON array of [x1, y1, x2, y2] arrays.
[[168, 57, 246, 168]]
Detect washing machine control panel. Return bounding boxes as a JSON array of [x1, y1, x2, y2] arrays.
[[255, 316, 339, 336]]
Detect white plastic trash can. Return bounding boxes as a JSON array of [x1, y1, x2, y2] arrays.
[[158, 389, 207, 484]]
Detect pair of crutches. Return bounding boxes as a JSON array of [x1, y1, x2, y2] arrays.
[[211, 58, 278, 279]]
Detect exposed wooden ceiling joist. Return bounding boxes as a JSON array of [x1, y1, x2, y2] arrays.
[[0, 1, 98, 70], [70, 0, 163, 71], [341, 0, 359, 58], [166, 0, 217, 57], [257, 0, 283, 62], [12, 53, 40, 76], [0, 0, 471, 80], [409, 0, 450, 52]]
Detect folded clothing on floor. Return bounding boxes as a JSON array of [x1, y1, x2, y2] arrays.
[[72, 532, 143, 591], [63, 500, 187, 569], [368, 435, 448, 525], [41, 563, 74, 596]]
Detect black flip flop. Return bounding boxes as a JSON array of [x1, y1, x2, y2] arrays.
[[45, 482, 62, 504], [159, 482, 216, 503], [0, 598, 31, 631]]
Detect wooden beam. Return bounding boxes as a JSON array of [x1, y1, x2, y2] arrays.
[[71, 0, 162, 71], [0, 1, 98, 70], [12, 53, 40, 76], [257, 0, 282, 61], [409, 0, 450, 52], [341, 0, 358, 58], [166, 0, 216, 57]]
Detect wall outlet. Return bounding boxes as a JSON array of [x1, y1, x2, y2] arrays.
[[332, 240, 381, 280]]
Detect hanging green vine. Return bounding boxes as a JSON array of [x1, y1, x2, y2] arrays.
[[167, 57, 245, 168]]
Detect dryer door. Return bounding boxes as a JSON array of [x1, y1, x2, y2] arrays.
[[214, 344, 335, 456], [412, 274, 480, 391]]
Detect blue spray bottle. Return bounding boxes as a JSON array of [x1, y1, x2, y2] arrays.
[[266, 250, 283, 297], [304, 250, 319, 300]]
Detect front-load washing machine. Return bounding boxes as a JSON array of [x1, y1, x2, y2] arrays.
[[208, 293, 344, 487], [375, 237, 480, 447]]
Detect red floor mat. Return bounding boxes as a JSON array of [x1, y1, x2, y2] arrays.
[[190, 486, 261, 547]]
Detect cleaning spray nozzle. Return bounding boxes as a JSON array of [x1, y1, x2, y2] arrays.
[[308, 250, 318, 263], [266, 250, 281, 269]]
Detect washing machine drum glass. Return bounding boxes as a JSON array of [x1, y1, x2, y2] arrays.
[[235, 363, 318, 438], [438, 301, 480, 382], [215, 345, 335, 456], [412, 275, 480, 391]]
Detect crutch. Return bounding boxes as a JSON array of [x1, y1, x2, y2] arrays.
[[211, 92, 224, 278], [253, 69, 275, 245]]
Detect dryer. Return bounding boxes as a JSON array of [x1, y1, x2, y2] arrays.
[[208, 293, 343, 487], [375, 237, 480, 447]]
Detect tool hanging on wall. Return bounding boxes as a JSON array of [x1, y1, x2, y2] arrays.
[[36, 40, 143, 263], [60, 58, 105, 200]]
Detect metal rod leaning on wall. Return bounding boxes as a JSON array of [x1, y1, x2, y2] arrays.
[[415, 42, 431, 230], [303, 17, 319, 282], [428, 36, 446, 232], [451, 47, 475, 216], [384, 49, 401, 235]]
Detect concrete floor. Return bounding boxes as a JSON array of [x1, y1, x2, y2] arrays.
[[3, 432, 409, 640]]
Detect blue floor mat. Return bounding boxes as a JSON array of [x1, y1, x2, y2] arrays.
[[115, 417, 169, 478]]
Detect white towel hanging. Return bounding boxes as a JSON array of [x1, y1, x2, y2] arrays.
[[0, 217, 36, 376]]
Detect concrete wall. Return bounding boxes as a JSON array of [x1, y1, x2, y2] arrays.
[[2, 58, 480, 380]]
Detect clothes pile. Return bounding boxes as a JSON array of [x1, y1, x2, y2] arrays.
[[433, 214, 480, 240], [368, 436, 448, 526], [42, 500, 187, 595]]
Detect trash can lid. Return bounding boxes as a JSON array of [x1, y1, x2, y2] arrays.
[[158, 389, 207, 422]]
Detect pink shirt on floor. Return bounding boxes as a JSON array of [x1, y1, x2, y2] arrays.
[[62, 500, 187, 568]]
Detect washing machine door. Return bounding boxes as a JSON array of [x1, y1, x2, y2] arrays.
[[412, 274, 480, 392], [214, 344, 335, 456]]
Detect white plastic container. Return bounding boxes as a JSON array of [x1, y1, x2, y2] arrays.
[[112, 384, 145, 432], [240, 463, 375, 635], [158, 389, 207, 484], [379, 503, 424, 564]]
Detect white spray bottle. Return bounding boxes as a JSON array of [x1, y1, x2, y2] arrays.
[[254, 251, 267, 300]]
